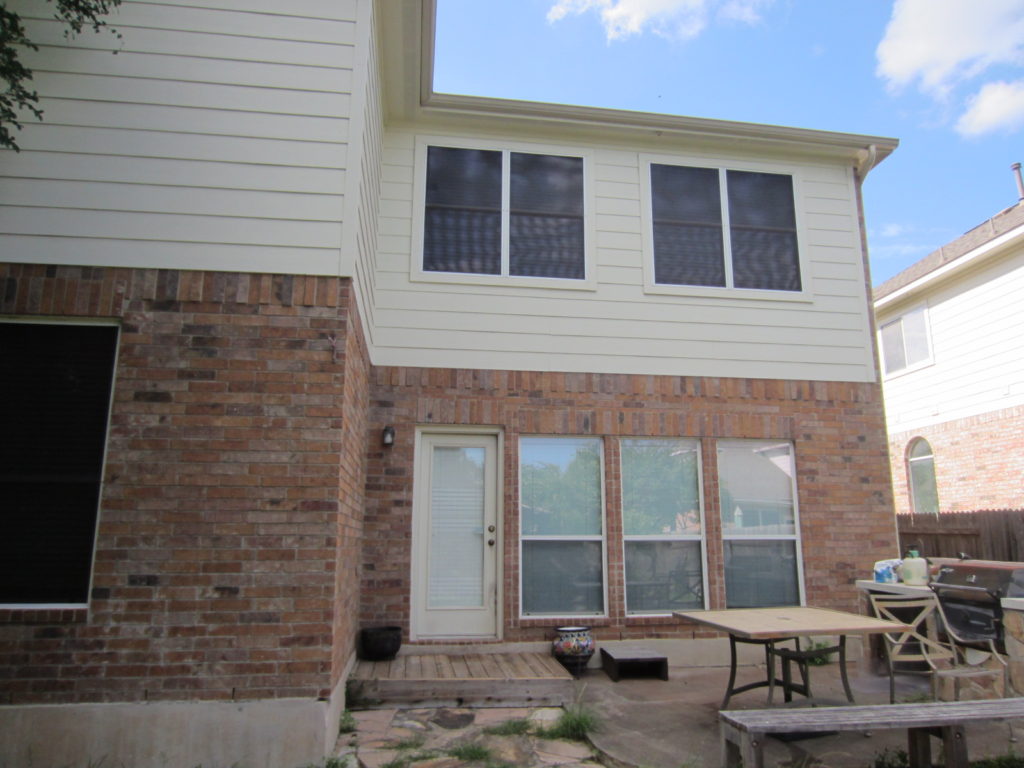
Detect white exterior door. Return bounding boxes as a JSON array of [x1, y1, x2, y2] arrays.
[[412, 431, 500, 639]]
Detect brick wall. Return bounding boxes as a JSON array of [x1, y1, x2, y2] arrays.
[[362, 370, 897, 643], [0, 264, 367, 705], [888, 404, 1024, 515]]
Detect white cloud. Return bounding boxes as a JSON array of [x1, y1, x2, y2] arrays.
[[876, 0, 1024, 99], [956, 79, 1024, 135], [881, 223, 909, 238], [546, 0, 772, 41]]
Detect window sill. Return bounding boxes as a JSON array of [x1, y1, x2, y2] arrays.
[[411, 269, 598, 292], [644, 281, 813, 303], [0, 605, 88, 624]]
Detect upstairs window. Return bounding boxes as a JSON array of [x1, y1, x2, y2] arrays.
[[422, 145, 586, 280], [648, 162, 801, 292], [880, 306, 932, 376], [0, 322, 118, 605]]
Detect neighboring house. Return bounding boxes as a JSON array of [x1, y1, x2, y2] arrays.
[[874, 197, 1024, 515], [0, 1, 899, 765]]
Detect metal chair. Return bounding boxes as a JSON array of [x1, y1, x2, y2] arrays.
[[869, 594, 1006, 702]]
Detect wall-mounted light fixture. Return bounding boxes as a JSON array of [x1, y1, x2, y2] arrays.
[[382, 426, 395, 447]]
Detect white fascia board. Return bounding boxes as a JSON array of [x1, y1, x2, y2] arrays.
[[874, 222, 1024, 312], [391, 0, 897, 174], [421, 92, 898, 170]]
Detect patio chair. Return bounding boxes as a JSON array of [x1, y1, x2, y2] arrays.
[[869, 594, 1005, 703]]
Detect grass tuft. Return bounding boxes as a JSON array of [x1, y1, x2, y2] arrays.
[[536, 704, 599, 742], [446, 742, 494, 761], [338, 710, 358, 734], [482, 718, 533, 736]]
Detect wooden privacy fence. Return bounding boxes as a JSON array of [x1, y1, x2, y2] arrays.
[[897, 509, 1024, 562]]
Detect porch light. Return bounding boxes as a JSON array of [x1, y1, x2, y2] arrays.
[[382, 426, 395, 447]]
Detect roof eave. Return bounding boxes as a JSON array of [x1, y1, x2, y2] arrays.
[[385, 0, 897, 171]]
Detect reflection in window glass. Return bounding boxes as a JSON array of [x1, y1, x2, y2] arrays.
[[908, 438, 939, 515], [718, 441, 801, 608], [881, 306, 931, 376], [520, 437, 604, 615], [621, 439, 704, 614]]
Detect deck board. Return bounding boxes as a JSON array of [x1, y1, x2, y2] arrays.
[[349, 651, 575, 708]]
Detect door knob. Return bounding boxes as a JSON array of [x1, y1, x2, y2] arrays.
[[488, 539, 495, 547], [488, 525, 496, 532]]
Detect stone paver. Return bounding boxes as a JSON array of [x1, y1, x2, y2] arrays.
[[336, 663, 1024, 768], [335, 705, 599, 768]]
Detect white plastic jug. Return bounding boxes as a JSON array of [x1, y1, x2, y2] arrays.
[[900, 549, 929, 586]]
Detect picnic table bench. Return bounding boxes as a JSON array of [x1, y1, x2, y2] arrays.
[[720, 697, 1024, 768]]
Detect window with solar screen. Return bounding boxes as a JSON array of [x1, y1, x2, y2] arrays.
[[648, 162, 801, 293], [421, 144, 586, 281]]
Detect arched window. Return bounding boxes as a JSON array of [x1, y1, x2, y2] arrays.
[[907, 438, 939, 515]]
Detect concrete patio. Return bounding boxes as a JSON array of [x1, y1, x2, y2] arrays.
[[340, 658, 1024, 768]]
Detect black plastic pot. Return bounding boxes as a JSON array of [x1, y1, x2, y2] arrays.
[[358, 626, 402, 661]]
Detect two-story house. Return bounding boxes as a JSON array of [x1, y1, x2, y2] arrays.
[[0, 1, 899, 765], [875, 193, 1024, 515]]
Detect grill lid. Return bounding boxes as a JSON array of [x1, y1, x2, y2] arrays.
[[934, 559, 1024, 599]]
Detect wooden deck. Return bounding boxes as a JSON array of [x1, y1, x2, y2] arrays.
[[348, 651, 576, 708]]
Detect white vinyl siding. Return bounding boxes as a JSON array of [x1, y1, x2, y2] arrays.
[[0, 0, 358, 276], [375, 127, 876, 382], [878, 246, 1024, 433]]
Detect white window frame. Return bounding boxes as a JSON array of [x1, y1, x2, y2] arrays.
[[718, 439, 806, 608], [620, 437, 708, 616], [639, 154, 811, 302], [412, 135, 597, 291], [879, 304, 933, 378], [518, 435, 607, 618], [907, 437, 939, 516]]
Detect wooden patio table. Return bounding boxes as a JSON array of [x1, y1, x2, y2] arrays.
[[674, 606, 910, 709]]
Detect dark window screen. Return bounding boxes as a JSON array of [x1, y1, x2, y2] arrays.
[[0, 323, 117, 603], [727, 170, 801, 291], [509, 153, 585, 279], [651, 164, 725, 287], [423, 146, 502, 275]]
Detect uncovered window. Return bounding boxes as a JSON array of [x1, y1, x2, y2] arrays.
[[520, 437, 604, 616], [0, 322, 118, 604], [421, 144, 586, 281], [880, 306, 932, 376], [907, 438, 939, 515], [647, 162, 801, 292], [718, 440, 802, 608], [621, 438, 705, 615]]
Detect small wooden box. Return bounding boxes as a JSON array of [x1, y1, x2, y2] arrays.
[[599, 646, 668, 682]]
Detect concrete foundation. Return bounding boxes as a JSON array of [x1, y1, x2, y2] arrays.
[[0, 696, 331, 768]]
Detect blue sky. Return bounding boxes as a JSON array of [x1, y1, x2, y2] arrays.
[[433, 0, 1024, 286]]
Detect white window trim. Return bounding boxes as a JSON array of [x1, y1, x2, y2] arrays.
[[907, 438, 939, 516], [639, 153, 812, 303], [718, 439, 806, 607], [620, 437, 709, 617], [411, 135, 597, 291], [518, 435, 608, 619], [879, 304, 934, 379]]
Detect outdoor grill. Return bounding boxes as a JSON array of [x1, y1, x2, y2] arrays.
[[931, 559, 1024, 653]]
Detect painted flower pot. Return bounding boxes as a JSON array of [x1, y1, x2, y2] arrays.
[[359, 625, 402, 661], [552, 625, 594, 677]]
